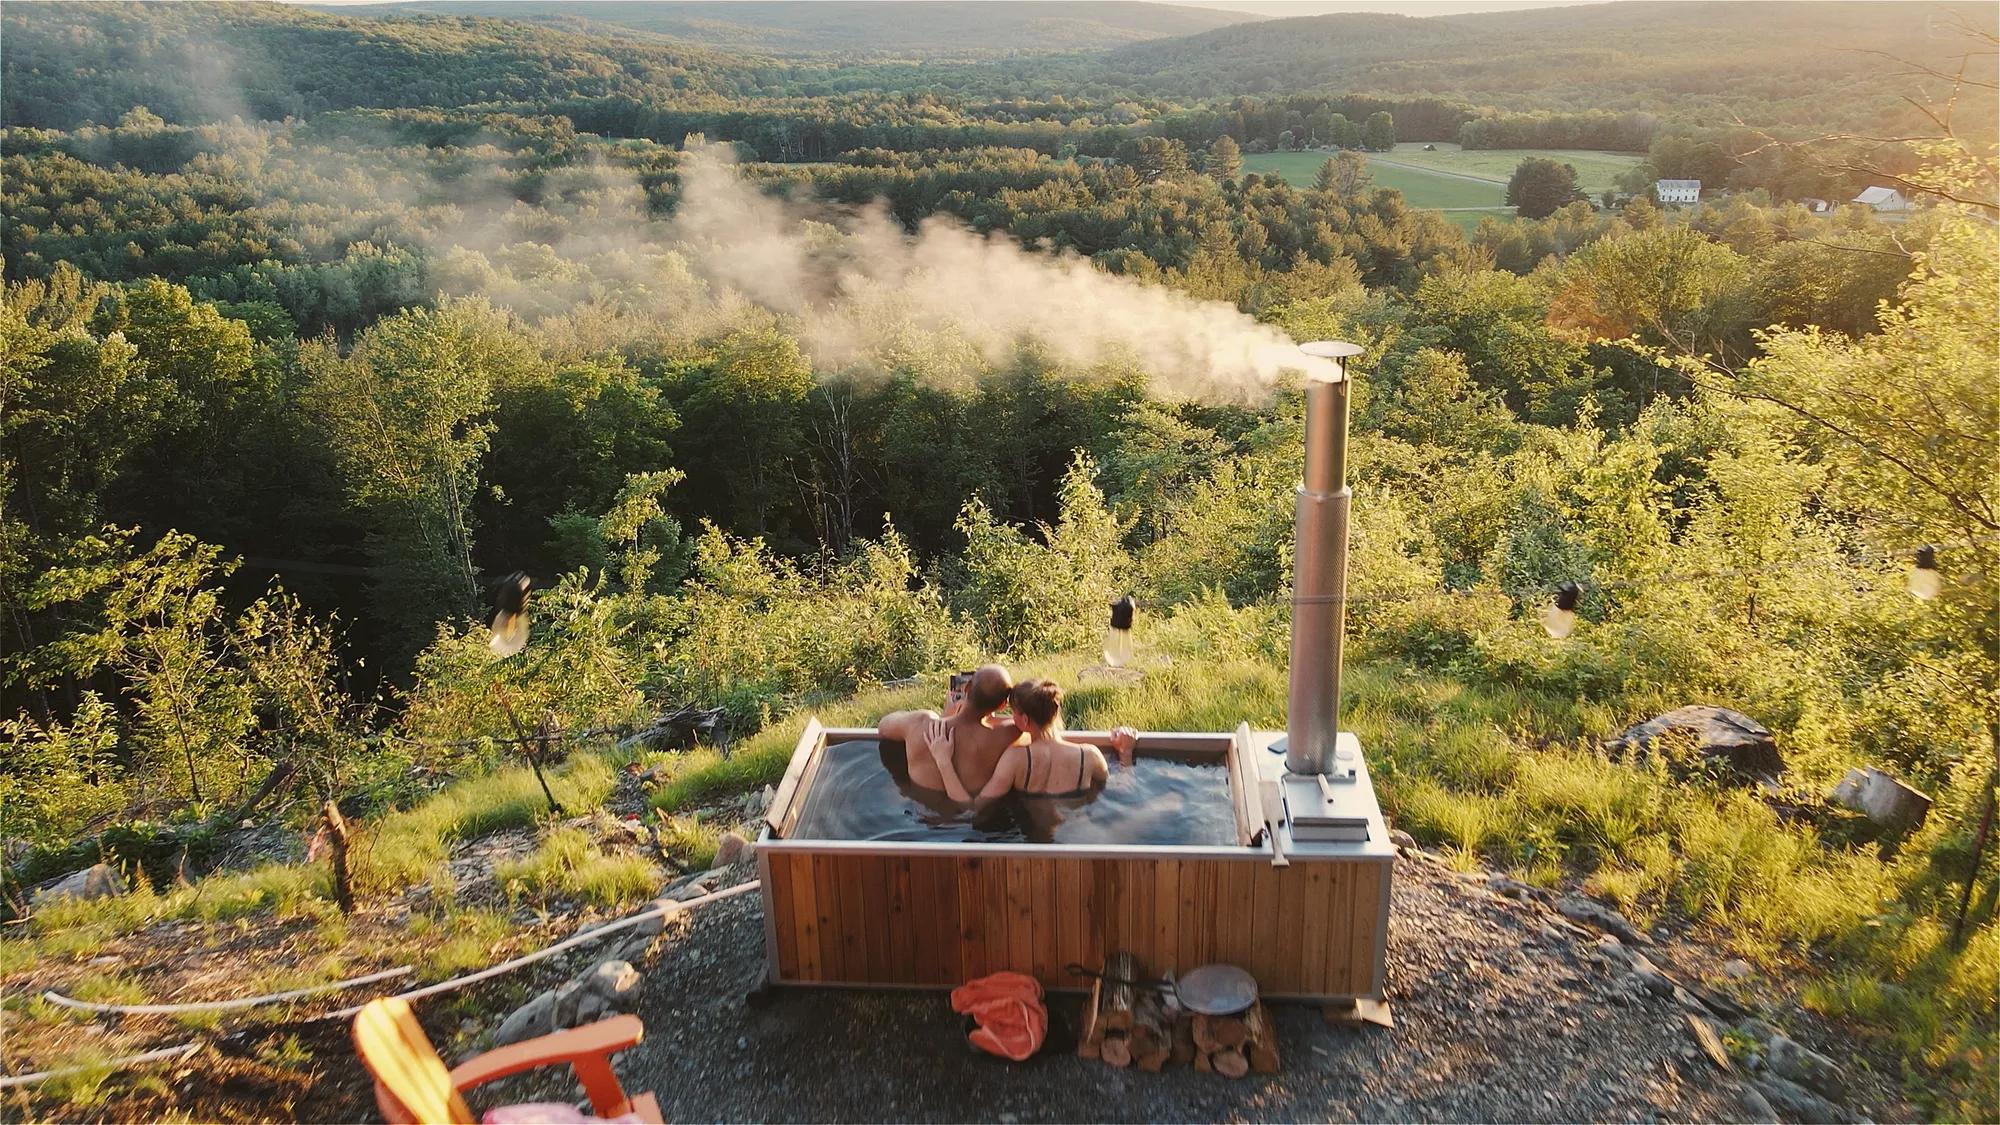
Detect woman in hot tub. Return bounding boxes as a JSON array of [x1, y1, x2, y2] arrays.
[[972, 679, 1139, 817]]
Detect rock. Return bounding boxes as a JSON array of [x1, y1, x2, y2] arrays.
[[1486, 873, 1551, 902], [1389, 828, 1417, 851], [33, 863, 126, 905], [553, 980, 588, 1026], [586, 959, 641, 1002], [1625, 953, 1675, 997], [613, 934, 656, 965], [1722, 959, 1753, 980], [1766, 1034, 1847, 1101], [1557, 894, 1651, 945], [671, 875, 720, 902], [1753, 1074, 1853, 1123], [574, 991, 607, 1024], [1606, 705, 1783, 785], [492, 989, 560, 1047], [1737, 1083, 1778, 1122], [1829, 767, 1931, 832], [710, 831, 750, 869], [1673, 986, 1710, 1014]]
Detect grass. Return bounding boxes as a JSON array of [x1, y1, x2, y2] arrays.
[[1240, 144, 1643, 233], [406, 908, 514, 979], [495, 826, 660, 908], [1243, 151, 1506, 209], [0, 750, 625, 977], [352, 752, 618, 895], [1378, 142, 1642, 196], [70, 970, 147, 1006], [654, 813, 722, 869]]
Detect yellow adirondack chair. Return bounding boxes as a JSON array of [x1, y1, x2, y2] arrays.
[[352, 997, 662, 1124]]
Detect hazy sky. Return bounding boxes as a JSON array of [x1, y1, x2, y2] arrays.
[[301, 0, 1596, 12], [1151, 1, 1590, 14]]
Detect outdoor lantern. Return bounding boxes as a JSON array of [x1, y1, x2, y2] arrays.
[[489, 571, 533, 656], [1104, 595, 1136, 667], [1908, 545, 1941, 601], [1542, 582, 1584, 639]]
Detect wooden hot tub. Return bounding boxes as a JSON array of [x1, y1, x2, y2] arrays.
[[755, 721, 1392, 1001]]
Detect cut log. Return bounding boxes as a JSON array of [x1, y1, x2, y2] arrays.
[[1101, 951, 1139, 1032], [1076, 975, 1104, 1058], [1170, 1017, 1196, 1066], [1213, 1047, 1250, 1078], [1244, 1001, 1280, 1074], [1193, 1049, 1213, 1074], [1191, 1014, 1222, 1054], [1210, 1014, 1249, 1049], [1131, 989, 1170, 1055], [1100, 1032, 1132, 1068]]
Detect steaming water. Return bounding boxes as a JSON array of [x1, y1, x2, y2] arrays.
[[787, 740, 1237, 846]]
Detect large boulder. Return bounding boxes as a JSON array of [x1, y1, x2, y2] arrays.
[[32, 863, 126, 906], [1830, 767, 1930, 832], [1606, 706, 1782, 785]]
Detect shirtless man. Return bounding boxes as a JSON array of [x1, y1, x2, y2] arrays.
[[877, 664, 1024, 801]]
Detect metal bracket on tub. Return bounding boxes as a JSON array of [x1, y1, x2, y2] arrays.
[[1258, 779, 1289, 867]]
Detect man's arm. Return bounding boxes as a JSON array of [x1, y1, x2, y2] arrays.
[[877, 709, 934, 743], [1109, 726, 1139, 767], [972, 746, 1024, 811], [923, 717, 973, 803]]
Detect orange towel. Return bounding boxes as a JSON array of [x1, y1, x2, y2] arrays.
[[949, 971, 1047, 1061]]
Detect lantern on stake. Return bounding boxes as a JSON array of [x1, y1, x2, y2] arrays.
[[1104, 595, 1136, 667], [489, 571, 532, 656], [1907, 545, 1941, 601], [1542, 582, 1584, 639]]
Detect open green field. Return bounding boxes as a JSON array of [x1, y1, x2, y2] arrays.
[[1242, 150, 1508, 209], [1242, 144, 1644, 232], [1380, 142, 1643, 196]]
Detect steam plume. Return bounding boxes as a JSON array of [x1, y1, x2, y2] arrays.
[[665, 149, 1332, 398]]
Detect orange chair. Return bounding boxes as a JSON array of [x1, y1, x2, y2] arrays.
[[352, 997, 662, 1124]]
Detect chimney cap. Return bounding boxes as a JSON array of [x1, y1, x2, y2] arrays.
[[1299, 340, 1365, 359]]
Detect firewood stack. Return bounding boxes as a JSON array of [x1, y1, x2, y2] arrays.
[[1076, 953, 1278, 1077], [1190, 1001, 1280, 1077]]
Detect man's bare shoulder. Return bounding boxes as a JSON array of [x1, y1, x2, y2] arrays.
[[965, 717, 1024, 750], [878, 709, 938, 741]]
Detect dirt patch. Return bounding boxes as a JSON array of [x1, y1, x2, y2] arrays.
[[615, 854, 1911, 1123]]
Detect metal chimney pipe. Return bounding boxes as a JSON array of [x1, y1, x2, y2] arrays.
[[1285, 341, 1362, 777]]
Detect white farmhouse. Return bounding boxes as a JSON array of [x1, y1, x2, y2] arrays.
[[1655, 179, 1701, 205], [1853, 186, 1913, 213]]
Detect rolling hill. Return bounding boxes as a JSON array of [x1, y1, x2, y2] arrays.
[[0, 0, 777, 130], [1085, 1, 1999, 133], [348, 1, 1262, 57]]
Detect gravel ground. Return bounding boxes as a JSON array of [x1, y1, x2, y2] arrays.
[[614, 852, 1884, 1124]]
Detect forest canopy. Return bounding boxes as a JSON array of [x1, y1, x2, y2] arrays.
[[1, 2, 1996, 1116]]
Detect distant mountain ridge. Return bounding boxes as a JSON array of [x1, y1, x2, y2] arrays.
[[1083, 0, 1997, 132], [348, 1, 1262, 56]]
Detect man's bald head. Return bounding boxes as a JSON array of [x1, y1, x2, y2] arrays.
[[967, 664, 1014, 715]]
